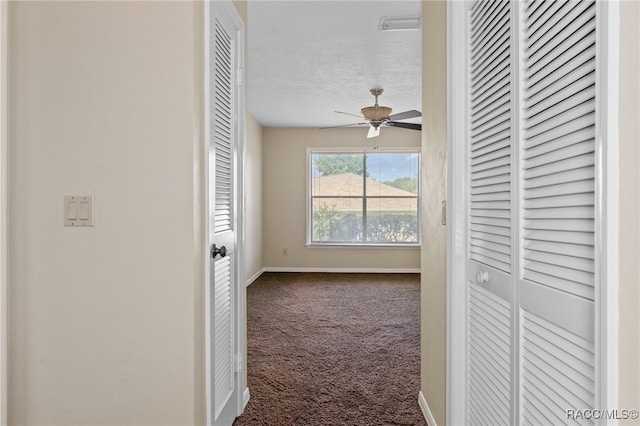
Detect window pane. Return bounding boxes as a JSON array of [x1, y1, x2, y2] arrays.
[[366, 153, 419, 196], [311, 153, 364, 196], [312, 198, 363, 243], [366, 198, 418, 243]]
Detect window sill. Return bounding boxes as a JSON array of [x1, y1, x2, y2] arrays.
[[306, 243, 421, 249]]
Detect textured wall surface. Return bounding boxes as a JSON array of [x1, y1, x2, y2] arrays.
[[8, 2, 198, 424], [420, 1, 447, 425]]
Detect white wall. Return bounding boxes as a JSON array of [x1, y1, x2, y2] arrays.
[[244, 114, 263, 283], [262, 127, 421, 271], [8, 2, 200, 424]]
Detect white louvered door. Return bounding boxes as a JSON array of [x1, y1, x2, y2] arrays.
[[463, 0, 600, 424], [518, 0, 597, 423], [466, 1, 514, 424], [207, 2, 244, 425]]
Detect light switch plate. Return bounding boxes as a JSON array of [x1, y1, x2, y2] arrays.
[[65, 195, 94, 227]]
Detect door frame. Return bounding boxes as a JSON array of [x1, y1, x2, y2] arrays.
[[203, 0, 247, 423], [0, 1, 8, 424], [445, 2, 468, 424], [446, 0, 620, 422], [596, 0, 620, 411]]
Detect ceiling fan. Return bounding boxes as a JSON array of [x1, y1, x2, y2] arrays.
[[326, 88, 422, 138]]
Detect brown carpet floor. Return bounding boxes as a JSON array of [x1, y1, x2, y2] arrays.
[[233, 272, 427, 426]]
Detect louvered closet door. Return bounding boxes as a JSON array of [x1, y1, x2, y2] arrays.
[[208, 2, 242, 425], [518, 0, 597, 423], [465, 1, 515, 424], [464, 0, 601, 424]]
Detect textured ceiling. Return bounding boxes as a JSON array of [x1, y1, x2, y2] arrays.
[[247, 0, 422, 128]]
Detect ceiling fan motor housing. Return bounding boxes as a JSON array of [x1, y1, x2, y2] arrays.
[[361, 88, 392, 121]]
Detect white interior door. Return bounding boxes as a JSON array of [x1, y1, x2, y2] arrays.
[[517, 1, 597, 422], [465, 1, 515, 423], [460, 1, 602, 424], [206, 2, 244, 425]]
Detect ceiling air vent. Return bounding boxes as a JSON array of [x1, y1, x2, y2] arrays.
[[378, 16, 421, 31]]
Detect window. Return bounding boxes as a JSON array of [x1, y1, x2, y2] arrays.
[[308, 149, 420, 246]]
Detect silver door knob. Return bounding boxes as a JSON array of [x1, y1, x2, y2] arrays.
[[476, 271, 489, 284]]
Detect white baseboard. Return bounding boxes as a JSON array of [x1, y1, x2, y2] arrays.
[[242, 387, 250, 411], [263, 267, 421, 274], [245, 268, 264, 287], [418, 391, 437, 426], [245, 267, 418, 286]]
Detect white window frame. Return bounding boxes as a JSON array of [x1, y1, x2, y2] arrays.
[[306, 147, 421, 248]]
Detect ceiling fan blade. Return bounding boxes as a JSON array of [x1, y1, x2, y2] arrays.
[[386, 121, 422, 131], [335, 110, 365, 119], [387, 109, 422, 121], [367, 125, 380, 139], [320, 122, 368, 129]]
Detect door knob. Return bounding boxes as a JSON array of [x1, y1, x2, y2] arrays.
[[476, 271, 489, 284], [211, 244, 227, 259]]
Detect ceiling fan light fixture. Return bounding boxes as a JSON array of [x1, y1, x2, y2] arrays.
[[378, 16, 422, 32], [361, 106, 392, 121]]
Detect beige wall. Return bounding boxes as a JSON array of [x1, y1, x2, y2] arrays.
[[240, 1, 261, 286], [244, 114, 263, 283], [619, 0, 640, 420], [232, 0, 247, 24], [0, 1, 7, 424], [262, 127, 421, 271], [420, 1, 447, 425], [8, 2, 200, 424]]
